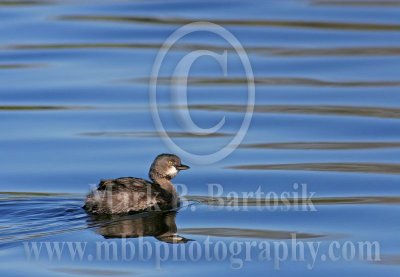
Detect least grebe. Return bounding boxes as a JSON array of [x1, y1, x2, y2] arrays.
[[84, 154, 189, 214]]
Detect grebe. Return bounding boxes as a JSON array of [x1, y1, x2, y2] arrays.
[[84, 154, 189, 214]]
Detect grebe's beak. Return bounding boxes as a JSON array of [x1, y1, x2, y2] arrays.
[[176, 164, 190, 170]]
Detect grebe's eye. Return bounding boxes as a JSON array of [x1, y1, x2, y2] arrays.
[[168, 160, 173, 165]]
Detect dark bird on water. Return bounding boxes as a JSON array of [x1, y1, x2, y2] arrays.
[[83, 154, 190, 214]]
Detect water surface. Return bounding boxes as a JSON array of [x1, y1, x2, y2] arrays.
[[1, 0, 400, 276]]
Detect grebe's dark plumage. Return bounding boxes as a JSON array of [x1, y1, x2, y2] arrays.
[[83, 154, 189, 214]]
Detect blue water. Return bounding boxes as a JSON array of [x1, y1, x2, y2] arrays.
[[1, 0, 400, 276]]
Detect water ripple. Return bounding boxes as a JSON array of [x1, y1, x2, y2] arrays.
[[58, 15, 400, 32], [0, 63, 45, 69], [0, 0, 50, 6], [1, 192, 394, 248], [227, 162, 400, 175], [50, 268, 132, 276], [5, 43, 400, 57], [0, 194, 86, 248], [80, 131, 232, 138], [139, 76, 400, 87], [188, 195, 400, 206], [311, 0, 400, 7], [179, 227, 324, 240], [239, 142, 400, 150], [186, 104, 400, 119]]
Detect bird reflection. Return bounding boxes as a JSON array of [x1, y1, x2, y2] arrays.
[[87, 211, 190, 244]]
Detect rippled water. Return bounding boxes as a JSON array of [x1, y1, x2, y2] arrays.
[[1, 0, 400, 276]]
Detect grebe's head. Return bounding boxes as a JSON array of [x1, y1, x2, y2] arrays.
[[149, 153, 190, 182]]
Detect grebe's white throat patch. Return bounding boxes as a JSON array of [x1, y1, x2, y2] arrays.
[[166, 166, 178, 178]]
